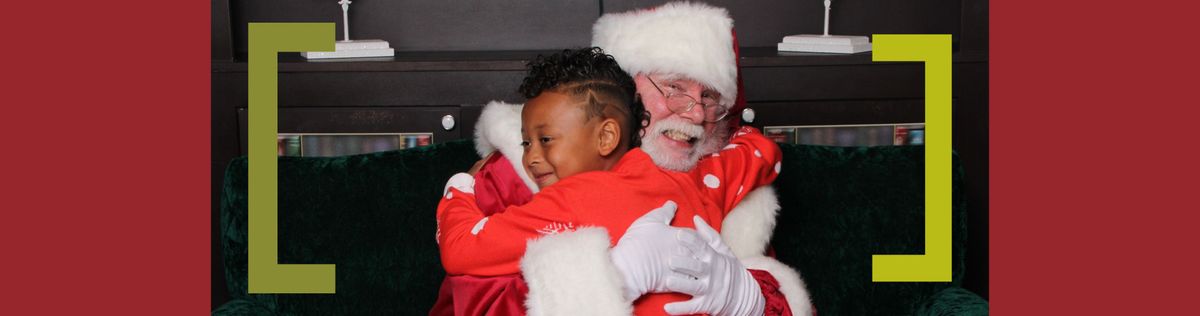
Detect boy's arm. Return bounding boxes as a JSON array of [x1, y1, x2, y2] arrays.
[[437, 173, 578, 276], [692, 126, 783, 213]]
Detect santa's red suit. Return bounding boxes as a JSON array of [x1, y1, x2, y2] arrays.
[[430, 102, 812, 316]]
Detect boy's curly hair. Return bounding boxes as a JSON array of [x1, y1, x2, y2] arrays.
[[518, 47, 647, 147]]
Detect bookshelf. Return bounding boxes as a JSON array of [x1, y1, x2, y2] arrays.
[[766, 123, 926, 147], [277, 133, 434, 157]]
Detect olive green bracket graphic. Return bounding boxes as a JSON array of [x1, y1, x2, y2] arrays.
[[871, 34, 953, 282], [247, 23, 336, 293]]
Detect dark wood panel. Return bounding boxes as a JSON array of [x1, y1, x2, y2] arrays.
[[743, 63, 925, 101], [604, 0, 964, 48], [212, 73, 247, 160], [746, 99, 926, 127], [276, 71, 527, 107], [952, 62, 988, 299], [459, 104, 485, 143], [212, 0, 233, 61], [230, 0, 598, 56], [961, 0, 989, 52]]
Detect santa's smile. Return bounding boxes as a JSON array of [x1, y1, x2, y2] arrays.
[[659, 129, 698, 148]]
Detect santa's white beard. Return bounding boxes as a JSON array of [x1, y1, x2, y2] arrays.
[[640, 119, 729, 172]]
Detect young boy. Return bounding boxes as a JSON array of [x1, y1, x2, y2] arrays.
[[436, 47, 782, 314]]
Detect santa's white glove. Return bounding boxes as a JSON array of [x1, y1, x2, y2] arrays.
[[610, 201, 702, 301], [663, 215, 765, 316]]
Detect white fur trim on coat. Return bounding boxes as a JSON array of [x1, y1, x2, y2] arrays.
[[742, 256, 814, 316], [724, 187, 815, 315], [443, 173, 476, 196], [473, 101, 539, 193], [721, 186, 780, 259], [521, 227, 631, 316], [592, 1, 738, 107]]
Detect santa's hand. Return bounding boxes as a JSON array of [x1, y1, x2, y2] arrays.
[[610, 201, 702, 301], [663, 216, 765, 316]]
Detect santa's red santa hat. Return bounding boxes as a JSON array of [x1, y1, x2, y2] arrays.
[[591, 1, 748, 129]]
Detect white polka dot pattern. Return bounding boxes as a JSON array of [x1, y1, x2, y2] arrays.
[[703, 174, 721, 189], [471, 218, 489, 235]]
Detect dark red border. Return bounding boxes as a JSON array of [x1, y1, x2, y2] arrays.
[[6, 1, 209, 313], [992, 0, 1199, 313]]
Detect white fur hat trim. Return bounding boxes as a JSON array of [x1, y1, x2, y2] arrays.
[[592, 1, 738, 107], [473, 101, 539, 193]]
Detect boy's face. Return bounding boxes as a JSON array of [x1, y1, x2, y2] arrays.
[[521, 91, 608, 188]]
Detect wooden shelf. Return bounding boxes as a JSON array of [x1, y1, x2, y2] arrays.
[[211, 48, 988, 73], [739, 47, 987, 67], [212, 50, 549, 73]]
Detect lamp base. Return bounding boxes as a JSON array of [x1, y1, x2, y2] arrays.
[[302, 39, 395, 59], [777, 34, 871, 54]]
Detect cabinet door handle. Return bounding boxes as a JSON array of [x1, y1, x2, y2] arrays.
[[442, 115, 456, 131], [741, 108, 756, 124]]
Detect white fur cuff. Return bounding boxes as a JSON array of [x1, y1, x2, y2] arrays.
[[722, 187, 781, 259], [742, 256, 814, 316], [521, 227, 631, 316], [444, 172, 475, 195]]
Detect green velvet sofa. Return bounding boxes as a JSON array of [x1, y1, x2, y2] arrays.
[[213, 139, 988, 315]]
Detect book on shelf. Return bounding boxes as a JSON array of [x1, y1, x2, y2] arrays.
[[777, 34, 871, 54], [334, 39, 391, 50], [765, 127, 797, 144], [301, 48, 395, 59], [302, 39, 395, 59]]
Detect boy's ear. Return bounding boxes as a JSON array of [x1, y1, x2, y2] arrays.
[[596, 118, 621, 156]]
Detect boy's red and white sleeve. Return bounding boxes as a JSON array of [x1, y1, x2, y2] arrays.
[[436, 173, 579, 276], [691, 126, 783, 214]]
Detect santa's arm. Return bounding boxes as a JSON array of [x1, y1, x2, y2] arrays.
[[693, 126, 783, 213], [693, 127, 813, 315], [437, 173, 577, 276], [709, 127, 814, 314]]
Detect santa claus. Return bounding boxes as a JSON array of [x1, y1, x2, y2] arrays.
[[431, 2, 813, 315]]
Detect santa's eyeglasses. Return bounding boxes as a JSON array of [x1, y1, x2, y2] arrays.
[[646, 77, 730, 123]]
